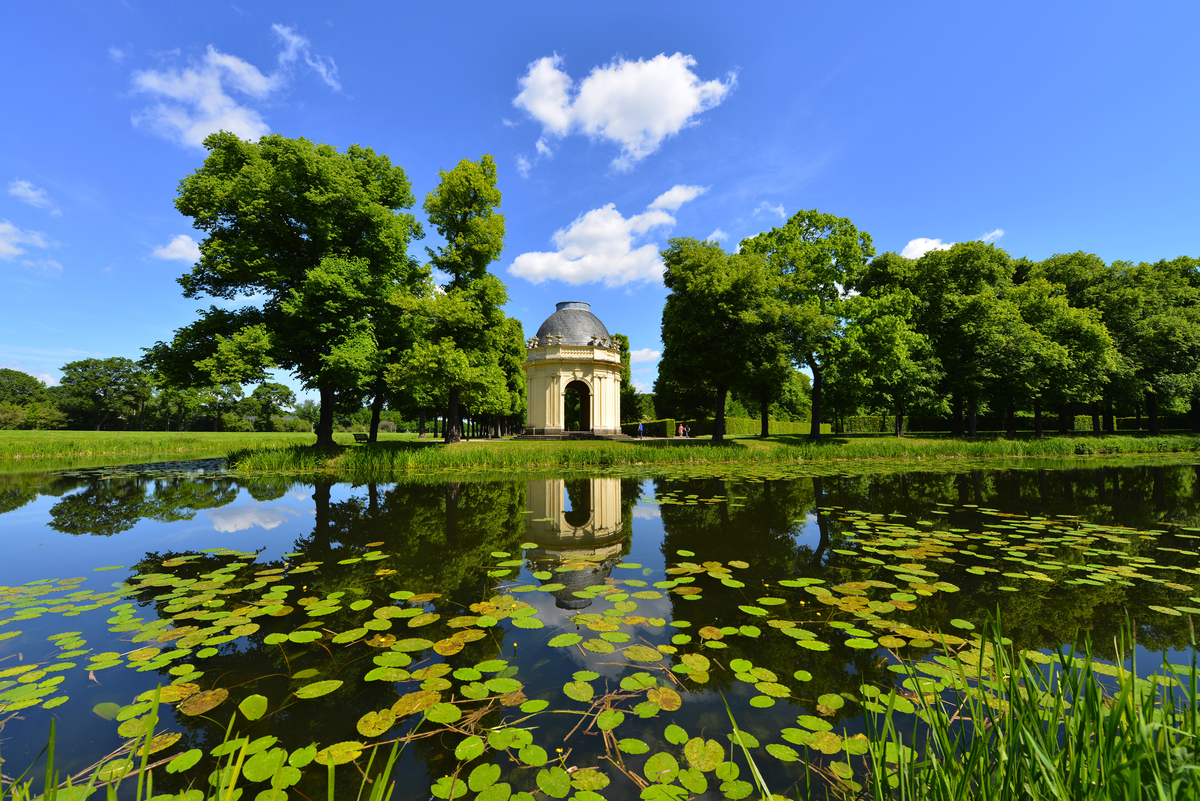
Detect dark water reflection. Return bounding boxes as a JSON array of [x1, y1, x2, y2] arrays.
[[1, 459, 1198, 798]]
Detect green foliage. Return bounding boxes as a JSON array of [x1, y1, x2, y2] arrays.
[[158, 131, 426, 446], [55, 357, 151, 430], [0, 368, 46, 405], [658, 238, 781, 442]]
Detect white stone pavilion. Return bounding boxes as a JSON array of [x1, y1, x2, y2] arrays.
[[522, 301, 622, 435]]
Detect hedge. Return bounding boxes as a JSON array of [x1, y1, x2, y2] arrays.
[[622, 418, 675, 438], [680, 417, 830, 437]]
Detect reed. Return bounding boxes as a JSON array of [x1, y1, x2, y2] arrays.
[[861, 618, 1200, 800], [226, 434, 1200, 477]]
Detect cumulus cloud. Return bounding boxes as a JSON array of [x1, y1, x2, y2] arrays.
[[151, 234, 202, 262], [0, 220, 51, 260], [755, 201, 786, 220], [705, 228, 727, 242], [901, 238, 954, 259], [130, 25, 338, 148], [513, 53, 734, 171], [509, 186, 704, 286], [648, 184, 707, 211], [901, 228, 1004, 259], [629, 348, 661, 363], [8, 180, 61, 215]]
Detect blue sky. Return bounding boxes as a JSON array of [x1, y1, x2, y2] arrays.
[[2, 2, 1198, 399]]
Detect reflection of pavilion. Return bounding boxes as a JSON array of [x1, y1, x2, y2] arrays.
[[526, 478, 625, 609]]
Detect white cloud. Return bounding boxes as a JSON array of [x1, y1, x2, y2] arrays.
[[632, 505, 661, 520], [0, 220, 51, 260], [515, 155, 532, 178], [38, 373, 57, 387], [648, 184, 707, 211], [509, 204, 674, 286], [900, 229, 1004, 259], [901, 237, 954, 259], [8, 180, 61, 216], [513, 53, 735, 171], [108, 46, 128, 64], [130, 25, 338, 148], [205, 505, 299, 533], [509, 186, 704, 287], [755, 201, 785, 220], [629, 348, 661, 363], [151, 234, 201, 262], [271, 24, 340, 90], [705, 228, 727, 242]]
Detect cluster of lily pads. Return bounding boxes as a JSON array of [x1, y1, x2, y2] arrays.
[[3, 488, 1199, 799]]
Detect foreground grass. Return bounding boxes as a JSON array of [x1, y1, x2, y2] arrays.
[[0, 430, 420, 460], [227, 433, 1200, 476]]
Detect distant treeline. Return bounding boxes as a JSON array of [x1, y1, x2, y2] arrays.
[[653, 209, 1200, 440]]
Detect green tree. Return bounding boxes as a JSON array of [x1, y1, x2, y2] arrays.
[[409, 154, 507, 443], [56, 357, 148, 430], [246, 382, 298, 431], [612, 333, 640, 425], [0, 368, 46, 406], [740, 209, 875, 440], [835, 291, 941, 436], [658, 238, 779, 442], [158, 131, 426, 446]]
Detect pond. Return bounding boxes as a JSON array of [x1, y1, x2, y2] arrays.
[[2, 457, 1199, 799]]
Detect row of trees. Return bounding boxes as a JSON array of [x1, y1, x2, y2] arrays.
[[658, 209, 1200, 441]]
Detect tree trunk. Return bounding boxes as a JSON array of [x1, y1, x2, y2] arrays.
[[1192, 397, 1200, 434], [968, 394, 978, 438], [1104, 395, 1115, 434], [1148, 391, 1160, 435], [368, 374, 385, 443], [1034, 397, 1044, 439], [713, 384, 728, 443], [1006, 401, 1016, 438], [418, 410, 426, 438], [809, 476, 831, 566], [1058, 405, 1070, 436], [951, 392, 963, 437], [1091, 401, 1101, 437], [314, 385, 337, 447], [808, 356, 823, 442], [445, 390, 461, 443], [760, 387, 770, 438], [895, 403, 905, 437]]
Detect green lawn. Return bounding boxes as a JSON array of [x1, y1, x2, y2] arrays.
[[0, 430, 416, 460]]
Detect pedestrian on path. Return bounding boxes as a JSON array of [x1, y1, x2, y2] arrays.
[[638, 422, 644, 438]]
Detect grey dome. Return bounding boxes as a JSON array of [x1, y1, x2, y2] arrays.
[[535, 301, 611, 346]]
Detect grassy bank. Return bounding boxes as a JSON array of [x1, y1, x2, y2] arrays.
[[226, 433, 1200, 476], [0, 430, 419, 460]]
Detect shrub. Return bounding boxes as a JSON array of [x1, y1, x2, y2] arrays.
[[220, 412, 254, 432], [272, 417, 312, 433]]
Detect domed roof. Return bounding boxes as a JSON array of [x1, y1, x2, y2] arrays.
[[535, 301, 611, 346]]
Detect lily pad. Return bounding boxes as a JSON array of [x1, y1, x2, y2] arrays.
[[178, 687, 229, 716], [294, 680, 343, 699]]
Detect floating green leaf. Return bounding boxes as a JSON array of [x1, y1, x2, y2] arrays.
[[294, 680, 342, 700]]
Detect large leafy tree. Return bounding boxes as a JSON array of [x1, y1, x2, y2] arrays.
[[0, 368, 46, 406], [399, 154, 507, 443], [658, 238, 779, 442], [740, 209, 875, 440], [154, 132, 425, 446], [55, 357, 149, 430]]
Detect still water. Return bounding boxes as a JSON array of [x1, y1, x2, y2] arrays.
[[2, 458, 1199, 798]]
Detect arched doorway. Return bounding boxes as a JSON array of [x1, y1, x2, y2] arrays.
[[564, 380, 591, 432]]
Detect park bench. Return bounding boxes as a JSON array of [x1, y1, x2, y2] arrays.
[[353, 433, 370, 444]]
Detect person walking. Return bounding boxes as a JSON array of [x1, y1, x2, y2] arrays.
[[638, 422, 644, 438], [677, 423, 683, 437]]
